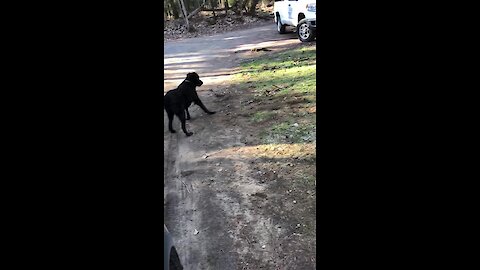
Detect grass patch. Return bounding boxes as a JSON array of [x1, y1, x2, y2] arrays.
[[260, 121, 316, 144], [251, 111, 276, 123], [234, 45, 316, 144], [237, 46, 316, 95], [240, 45, 316, 72]]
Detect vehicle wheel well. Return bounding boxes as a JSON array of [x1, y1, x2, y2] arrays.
[[298, 13, 305, 23]]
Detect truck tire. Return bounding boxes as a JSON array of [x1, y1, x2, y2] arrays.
[[297, 19, 315, 42], [276, 15, 286, 34]]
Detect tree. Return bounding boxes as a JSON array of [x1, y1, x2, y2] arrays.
[[232, 0, 245, 15], [178, 0, 190, 30], [247, 0, 260, 15], [165, 0, 250, 24], [224, 0, 230, 15], [164, 0, 181, 20], [187, 0, 207, 20], [209, 0, 219, 17]]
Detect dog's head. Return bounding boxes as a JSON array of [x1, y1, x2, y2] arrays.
[[186, 72, 203, 87]]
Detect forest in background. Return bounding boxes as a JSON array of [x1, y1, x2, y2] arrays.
[[164, 0, 274, 40], [164, 0, 272, 23]]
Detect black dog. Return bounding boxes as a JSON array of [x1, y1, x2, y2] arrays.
[[164, 72, 216, 136]]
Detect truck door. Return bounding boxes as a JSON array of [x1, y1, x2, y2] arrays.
[[287, 0, 299, 25], [275, 0, 287, 24], [288, 0, 298, 26]]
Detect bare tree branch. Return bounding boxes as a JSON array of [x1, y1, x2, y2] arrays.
[[178, 0, 190, 29], [187, 0, 207, 19]]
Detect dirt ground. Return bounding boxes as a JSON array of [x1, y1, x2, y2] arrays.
[[164, 26, 316, 270], [164, 24, 301, 91]]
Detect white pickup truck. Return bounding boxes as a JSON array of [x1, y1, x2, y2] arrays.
[[273, 0, 317, 42]]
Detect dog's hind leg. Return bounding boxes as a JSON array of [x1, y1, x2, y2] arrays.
[[166, 109, 176, 133], [194, 99, 216, 114], [176, 111, 193, 136]]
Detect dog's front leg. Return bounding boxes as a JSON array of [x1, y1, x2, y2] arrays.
[[195, 99, 216, 114], [185, 107, 191, 120]]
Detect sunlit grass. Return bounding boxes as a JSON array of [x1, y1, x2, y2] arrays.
[[233, 45, 316, 144], [234, 46, 316, 96]]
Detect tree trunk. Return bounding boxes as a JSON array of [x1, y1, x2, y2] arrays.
[[225, 0, 229, 15], [210, 0, 217, 17], [178, 0, 189, 29], [187, 0, 207, 19], [176, 0, 183, 19], [248, 0, 260, 16], [235, 0, 246, 15]]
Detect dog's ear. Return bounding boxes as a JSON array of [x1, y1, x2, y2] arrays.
[[187, 72, 200, 81]]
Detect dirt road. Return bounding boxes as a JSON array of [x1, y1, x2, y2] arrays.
[[164, 24, 300, 90], [164, 25, 315, 269]]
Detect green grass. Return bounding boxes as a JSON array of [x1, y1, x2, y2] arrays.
[[252, 111, 276, 123], [261, 121, 316, 144], [234, 45, 316, 144], [237, 46, 316, 94]]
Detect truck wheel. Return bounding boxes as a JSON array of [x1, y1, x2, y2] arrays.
[[277, 15, 286, 34], [297, 19, 315, 42]]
